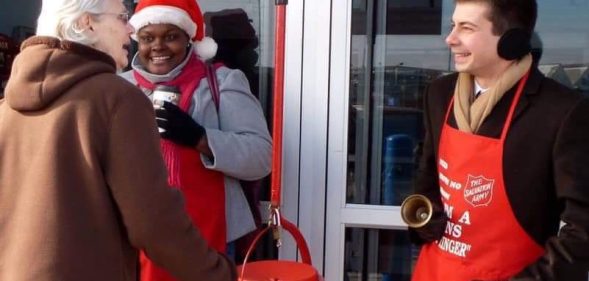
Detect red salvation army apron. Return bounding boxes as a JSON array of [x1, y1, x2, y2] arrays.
[[140, 147, 227, 281], [412, 71, 544, 281], [135, 61, 227, 281]]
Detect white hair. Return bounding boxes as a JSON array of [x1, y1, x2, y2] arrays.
[[36, 0, 106, 45]]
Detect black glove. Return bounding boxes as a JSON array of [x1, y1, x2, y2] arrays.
[[155, 101, 206, 147], [409, 211, 448, 244]]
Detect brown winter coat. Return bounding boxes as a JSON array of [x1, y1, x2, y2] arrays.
[[0, 36, 235, 281]]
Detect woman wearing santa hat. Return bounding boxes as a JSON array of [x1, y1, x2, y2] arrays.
[[120, 0, 271, 280]]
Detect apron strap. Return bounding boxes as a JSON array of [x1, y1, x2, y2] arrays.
[[500, 70, 530, 140]]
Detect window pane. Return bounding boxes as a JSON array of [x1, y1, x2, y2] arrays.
[[199, 1, 274, 119], [345, 228, 418, 281], [347, 0, 448, 206], [535, 1, 589, 95], [346, 0, 589, 206], [197, 0, 277, 263]]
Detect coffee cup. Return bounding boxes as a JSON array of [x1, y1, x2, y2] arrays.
[[152, 85, 180, 109]]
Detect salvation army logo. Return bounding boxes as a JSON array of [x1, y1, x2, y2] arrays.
[[463, 175, 494, 207]]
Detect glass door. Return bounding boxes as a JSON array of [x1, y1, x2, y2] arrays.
[[326, 0, 589, 280], [327, 0, 452, 280]]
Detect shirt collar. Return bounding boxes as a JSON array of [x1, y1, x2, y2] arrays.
[[474, 80, 488, 96]]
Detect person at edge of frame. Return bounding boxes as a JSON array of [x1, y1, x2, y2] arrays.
[[408, 0, 589, 280], [0, 0, 236, 280]]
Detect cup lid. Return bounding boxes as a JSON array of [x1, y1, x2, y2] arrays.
[[154, 85, 180, 93]]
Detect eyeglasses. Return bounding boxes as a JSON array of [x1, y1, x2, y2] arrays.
[[94, 12, 130, 24]]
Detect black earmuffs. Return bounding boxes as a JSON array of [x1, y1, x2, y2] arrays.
[[497, 28, 532, 60]]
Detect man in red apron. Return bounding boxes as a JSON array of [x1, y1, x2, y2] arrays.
[[409, 0, 589, 280]]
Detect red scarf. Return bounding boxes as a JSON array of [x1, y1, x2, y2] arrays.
[[133, 54, 205, 187]]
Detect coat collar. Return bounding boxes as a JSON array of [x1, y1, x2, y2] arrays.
[[512, 66, 544, 120], [445, 66, 545, 134]]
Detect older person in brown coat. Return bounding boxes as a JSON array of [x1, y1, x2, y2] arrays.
[[0, 0, 235, 280]]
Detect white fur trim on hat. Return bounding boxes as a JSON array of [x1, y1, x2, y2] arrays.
[[129, 5, 196, 41], [194, 36, 218, 61]]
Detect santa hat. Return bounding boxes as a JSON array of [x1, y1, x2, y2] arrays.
[[129, 0, 217, 60]]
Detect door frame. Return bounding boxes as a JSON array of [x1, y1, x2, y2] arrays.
[[324, 0, 408, 280]]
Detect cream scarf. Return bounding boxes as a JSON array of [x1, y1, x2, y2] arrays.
[[453, 54, 532, 133]]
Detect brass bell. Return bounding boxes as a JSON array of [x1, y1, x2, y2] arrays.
[[400, 194, 433, 228]]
